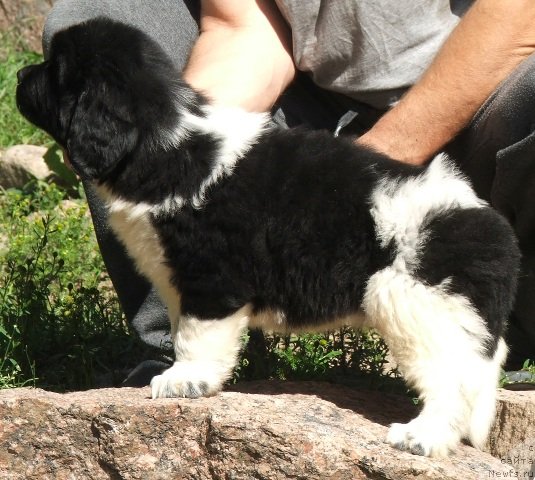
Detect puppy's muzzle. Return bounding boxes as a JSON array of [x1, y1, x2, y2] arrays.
[[16, 65, 37, 85]]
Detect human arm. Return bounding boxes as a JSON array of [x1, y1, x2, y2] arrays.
[[183, 0, 296, 112], [357, 0, 535, 165]]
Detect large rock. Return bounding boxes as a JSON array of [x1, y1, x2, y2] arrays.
[[489, 389, 535, 477], [0, 145, 52, 189], [0, 382, 514, 479]]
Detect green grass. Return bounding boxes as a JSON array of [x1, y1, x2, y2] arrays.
[[0, 181, 143, 390], [236, 328, 402, 391], [523, 359, 535, 375], [0, 29, 52, 147]]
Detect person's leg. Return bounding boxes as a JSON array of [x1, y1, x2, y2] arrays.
[[446, 54, 535, 369], [43, 0, 200, 69], [43, 0, 201, 385]]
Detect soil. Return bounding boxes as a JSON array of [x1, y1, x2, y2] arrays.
[[0, 0, 54, 52]]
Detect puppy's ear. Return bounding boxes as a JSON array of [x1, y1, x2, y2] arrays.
[[67, 89, 139, 181]]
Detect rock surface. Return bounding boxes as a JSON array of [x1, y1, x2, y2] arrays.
[[0, 381, 519, 480], [489, 389, 535, 477], [0, 145, 52, 189]]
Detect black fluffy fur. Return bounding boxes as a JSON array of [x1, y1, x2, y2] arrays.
[[16, 18, 520, 357]]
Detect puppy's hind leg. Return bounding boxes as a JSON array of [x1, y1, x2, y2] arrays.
[[363, 267, 501, 457], [467, 337, 507, 449], [151, 306, 250, 399]]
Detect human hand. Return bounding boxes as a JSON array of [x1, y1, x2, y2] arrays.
[[356, 124, 431, 166]]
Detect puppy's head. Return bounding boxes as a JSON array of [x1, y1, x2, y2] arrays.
[[16, 17, 191, 181]]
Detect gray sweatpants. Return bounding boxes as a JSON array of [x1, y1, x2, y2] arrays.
[[43, 0, 535, 372]]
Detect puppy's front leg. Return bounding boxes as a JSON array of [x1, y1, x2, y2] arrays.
[[151, 305, 250, 399]]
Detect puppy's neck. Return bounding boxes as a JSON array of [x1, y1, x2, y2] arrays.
[[99, 99, 271, 211], [165, 102, 271, 153], [161, 102, 271, 208]]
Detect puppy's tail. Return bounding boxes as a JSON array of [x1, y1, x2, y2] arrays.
[[467, 337, 508, 449]]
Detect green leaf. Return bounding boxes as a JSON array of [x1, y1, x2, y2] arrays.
[[43, 144, 80, 191]]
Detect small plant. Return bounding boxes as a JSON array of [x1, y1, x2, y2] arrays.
[[0, 323, 35, 389], [43, 143, 82, 196], [521, 358, 535, 374], [0, 180, 142, 390], [236, 330, 344, 382], [234, 326, 402, 391], [274, 333, 343, 380]]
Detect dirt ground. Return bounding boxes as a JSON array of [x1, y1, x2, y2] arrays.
[[0, 0, 54, 52]]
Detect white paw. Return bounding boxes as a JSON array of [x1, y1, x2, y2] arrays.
[[150, 361, 225, 399], [387, 418, 461, 457]]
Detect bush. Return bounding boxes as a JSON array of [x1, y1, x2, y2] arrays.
[[0, 181, 141, 390], [236, 327, 402, 391]]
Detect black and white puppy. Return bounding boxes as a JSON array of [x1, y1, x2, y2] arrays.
[[17, 18, 520, 457]]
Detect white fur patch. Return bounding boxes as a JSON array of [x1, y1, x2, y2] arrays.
[[104, 107, 269, 216], [385, 337, 507, 457], [151, 305, 251, 398], [370, 154, 485, 270], [150, 194, 186, 217], [169, 106, 270, 208], [364, 267, 505, 456], [96, 185, 180, 319]]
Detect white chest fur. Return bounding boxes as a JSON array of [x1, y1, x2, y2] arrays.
[[95, 187, 180, 319]]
